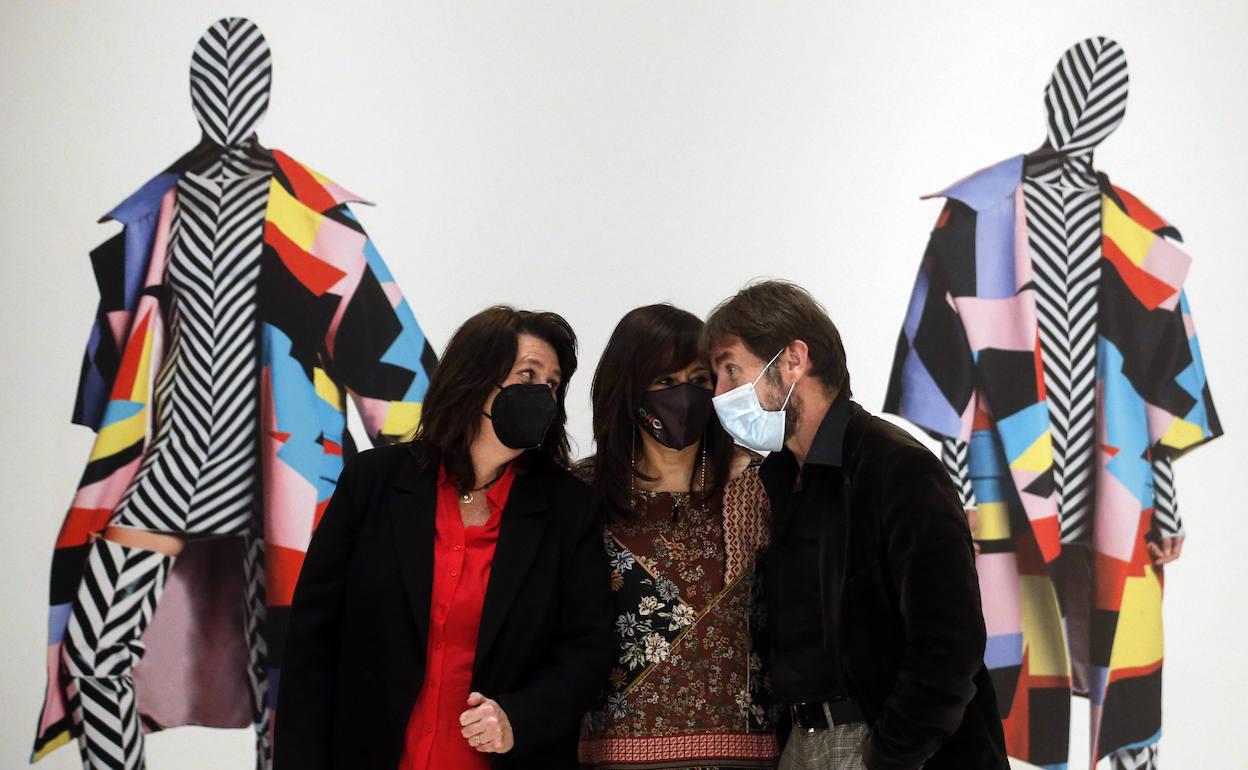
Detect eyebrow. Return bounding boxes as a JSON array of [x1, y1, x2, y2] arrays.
[[711, 351, 733, 368], [519, 355, 562, 380]]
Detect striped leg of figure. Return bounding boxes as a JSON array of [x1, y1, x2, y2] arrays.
[[1110, 743, 1159, 770], [62, 537, 175, 770], [242, 530, 272, 770], [941, 438, 978, 510]]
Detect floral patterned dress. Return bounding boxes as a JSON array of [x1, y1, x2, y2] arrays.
[[579, 463, 778, 769]]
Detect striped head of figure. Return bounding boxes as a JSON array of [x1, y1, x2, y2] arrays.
[[189, 17, 272, 148], [1043, 37, 1129, 157]]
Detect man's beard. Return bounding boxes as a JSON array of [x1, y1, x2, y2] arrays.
[[784, 393, 802, 441], [762, 368, 800, 440]]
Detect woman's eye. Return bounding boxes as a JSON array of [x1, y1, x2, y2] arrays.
[[656, 377, 673, 387], [547, 380, 559, 392], [691, 375, 710, 387]]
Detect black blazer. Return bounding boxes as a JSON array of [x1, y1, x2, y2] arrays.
[[275, 443, 614, 770], [760, 404, 1009, 770]]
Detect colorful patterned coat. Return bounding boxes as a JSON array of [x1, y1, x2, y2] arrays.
[[884, 155, 1220, 768], [34, 150, 436, 760]]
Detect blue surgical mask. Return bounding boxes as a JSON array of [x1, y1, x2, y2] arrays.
[[711, 349, 795, 453]]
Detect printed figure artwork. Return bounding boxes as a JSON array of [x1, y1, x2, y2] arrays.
[[33, 18, 436, 768], [884, 37, 1220, 770]]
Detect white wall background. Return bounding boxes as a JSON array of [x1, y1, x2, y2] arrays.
[[2, 1, 1243, 767]]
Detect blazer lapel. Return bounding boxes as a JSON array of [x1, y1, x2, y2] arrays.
[[389, 458, 437, 645], [473, 472, 548, 678]]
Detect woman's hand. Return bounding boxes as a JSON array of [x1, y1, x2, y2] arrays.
[[460, 691, 514, 753], [1147, 535, 1185, 567]]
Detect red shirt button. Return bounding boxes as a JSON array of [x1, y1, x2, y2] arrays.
[[400, 463, 511, 770]]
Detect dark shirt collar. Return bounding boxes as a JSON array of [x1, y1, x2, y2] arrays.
[[805, 392, 851, 468], [759, 392, 851, 483]]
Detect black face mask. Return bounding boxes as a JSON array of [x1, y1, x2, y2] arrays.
[[637, 383, 714, 450], [486, 383, 558, 450]]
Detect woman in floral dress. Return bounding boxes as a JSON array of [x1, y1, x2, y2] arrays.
[[579, 304, 778, 770]]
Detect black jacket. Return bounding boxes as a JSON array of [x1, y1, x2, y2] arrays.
[[759, 402, 1008, 770], [275, 444, 614, 770]]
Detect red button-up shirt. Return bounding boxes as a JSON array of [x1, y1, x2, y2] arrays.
[[399, 463, 516, 770]]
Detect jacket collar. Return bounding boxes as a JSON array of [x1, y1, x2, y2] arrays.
[[98, 147, 370, 226], [271, 149, 371, 213], [759, 394, 854, 490], [924, 153, 1185, 241], [922, 154, 1023, 212], [99, 172, 180, 225]]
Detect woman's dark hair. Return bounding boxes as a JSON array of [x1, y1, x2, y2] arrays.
[[701, 279, 851, 397], [589, 304, 734, 517], [409, 305, 578, 494]]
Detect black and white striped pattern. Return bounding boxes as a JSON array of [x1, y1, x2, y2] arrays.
[[1025, 174, 1101, 544], [67, 678, 143, 770], [59, 17, 278, 769], [63, 538, 175, 770], [112, 143, 271, 536], [1024, 37, 1130, 545], [1152, 455, 1184, 537], [190, 18, 271, 148], [1110, 743, 1159, 770], [1044, 38, 1129, 158], [941, 437, 977, 510], [242, 530, 273, 770]]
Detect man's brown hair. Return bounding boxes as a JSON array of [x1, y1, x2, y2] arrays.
[[702, 280, 851, 397]]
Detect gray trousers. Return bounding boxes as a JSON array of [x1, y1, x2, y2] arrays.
[[778, 722, 870, 770], [780, 722, 1157, 770]]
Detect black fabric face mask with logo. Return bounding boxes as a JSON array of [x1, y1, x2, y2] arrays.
[[487, 383, 558, 450], [637, 382, 714, 450]]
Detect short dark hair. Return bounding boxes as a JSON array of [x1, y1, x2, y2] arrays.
[[702, 280, 851, 397], [409, 306, 578, 493], [588, 304, 734, 517]]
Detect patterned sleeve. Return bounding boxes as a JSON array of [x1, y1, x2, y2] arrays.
[[324, 206, 437, 445], [1100, 190, 1221, 461], [1151, 455, 1184, 537], [940, 438, 978, 510], [73, 177, 179, 429], [883, 201, 978, 443], [1150, 290, 1221, 460]]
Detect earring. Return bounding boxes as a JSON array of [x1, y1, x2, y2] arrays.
[[629, 429, 637, 508], [700, 442, 707, 493]]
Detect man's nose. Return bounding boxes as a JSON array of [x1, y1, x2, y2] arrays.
[[713, 380, 731, 397]]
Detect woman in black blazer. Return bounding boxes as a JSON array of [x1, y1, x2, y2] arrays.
[[276, 306, 614, 770]]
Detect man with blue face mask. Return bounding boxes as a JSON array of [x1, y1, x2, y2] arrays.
[[703, 280, 1007, 770]]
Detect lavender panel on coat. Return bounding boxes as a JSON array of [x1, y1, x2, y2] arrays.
[[900, 349, 965, 439], [984, 632, 1025, 669], [933, 155, 1023, 211], [902, 266, 930, 341], [47, 603, 73, 646], [974, 195, 1017, 299]]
